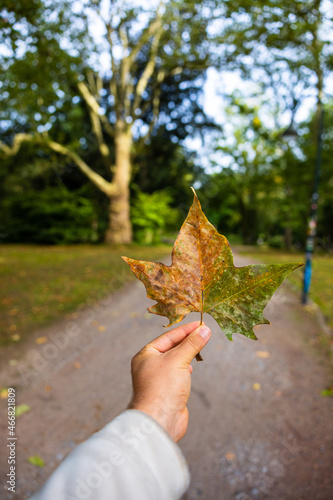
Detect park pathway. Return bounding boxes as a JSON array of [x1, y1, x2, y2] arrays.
[[0, 254, 332, 500]]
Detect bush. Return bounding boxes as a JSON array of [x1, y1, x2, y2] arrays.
[[1, 187, 96, 244], [268, 235, 284, 249], [131, 190, 179, 245]]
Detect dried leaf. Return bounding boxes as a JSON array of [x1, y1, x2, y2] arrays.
[[253, 383, 261, 390], [255, 350, 270, 358], [123, 189, 302, 342], [0, 388, 8, 399], [35, 336, 47, 345]]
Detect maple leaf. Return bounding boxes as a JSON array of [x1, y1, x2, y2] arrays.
[[122, 189, 302, 350]]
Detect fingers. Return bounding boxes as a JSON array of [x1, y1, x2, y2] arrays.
[[148, 321, 201, 353], [174, 324, 211, 365]]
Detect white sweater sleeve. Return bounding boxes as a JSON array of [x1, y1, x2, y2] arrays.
[[29, 409, 190, 500]]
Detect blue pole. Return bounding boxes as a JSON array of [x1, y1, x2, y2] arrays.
[[301, 105, 324, 304]]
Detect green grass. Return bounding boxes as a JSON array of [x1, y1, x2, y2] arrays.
[[0, 244, 171, 345], [236, 246, 333, 331]]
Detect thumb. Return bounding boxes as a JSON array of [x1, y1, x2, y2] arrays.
[[175, 324, 211, 365]]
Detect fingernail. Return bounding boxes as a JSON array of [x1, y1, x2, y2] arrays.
[[199, 325, 211, 341]]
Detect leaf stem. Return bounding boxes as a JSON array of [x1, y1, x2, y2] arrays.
[[195, 311, 204, 362], [195, 352, 203, 362]]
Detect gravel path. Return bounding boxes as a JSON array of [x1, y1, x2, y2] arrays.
[[0, 254, 332, 500]]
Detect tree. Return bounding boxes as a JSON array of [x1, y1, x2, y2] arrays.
[[204, 0, 332, 247], [199, 94, 283, 244], [0, 0, 222, 243]]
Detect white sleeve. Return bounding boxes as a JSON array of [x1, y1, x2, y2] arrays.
[[29, 409, 190, 500]]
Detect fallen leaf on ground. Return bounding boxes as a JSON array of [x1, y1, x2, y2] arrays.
[[11, 334, 20, 342], [98, 325, 106, 332], [74, 362, 81, 369], [253, 383, 261, 390], [225, 451, 236, 461], [320, 387, 333, 397], [123, 189, 302, 343], [35, 337, 47, 345], [0, 388, 8, 399], [255, 350, 270, 358], [15, 404, 30, 417], [45, 385, 51, 392], [27, 455, 45, 467]]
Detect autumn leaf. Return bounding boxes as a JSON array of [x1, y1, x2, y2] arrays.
[[122, 189, 302, 350]]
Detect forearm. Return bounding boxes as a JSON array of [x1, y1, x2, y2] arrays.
[[29, 410, 190, 500]]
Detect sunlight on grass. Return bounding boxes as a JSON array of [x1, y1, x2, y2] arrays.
[[0, 244, 171, 345], [237, 246, 333, 331]]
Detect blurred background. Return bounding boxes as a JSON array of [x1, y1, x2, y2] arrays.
[[1, 2, 333, 499], [1, 0, 332, 345]]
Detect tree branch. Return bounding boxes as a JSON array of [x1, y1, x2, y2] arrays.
[[0, 133, 35, 156], [0, 133, 117, 197], [140, 69, 165, 141], [78, 79, 112, 166], [132, 20, 163, 115], [47, 140, 116, 196], [105, 21, 119, 113], [128, 1, 164, 65], [78, 81, 114, 139]]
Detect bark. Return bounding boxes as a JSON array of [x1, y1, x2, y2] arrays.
[[105, 127, 132, 244]]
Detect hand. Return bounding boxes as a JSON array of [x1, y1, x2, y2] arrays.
[[128, 321, 211, 442]]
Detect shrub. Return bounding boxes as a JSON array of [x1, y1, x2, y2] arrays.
[[1, 187, 96, 244], [131, 190, 179, 245], [268, 235, 284, 249]]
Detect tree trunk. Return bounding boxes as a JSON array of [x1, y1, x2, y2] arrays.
[[105, 128, 133, 244]]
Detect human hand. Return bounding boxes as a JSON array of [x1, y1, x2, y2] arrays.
[[128, 321, 211, 442]]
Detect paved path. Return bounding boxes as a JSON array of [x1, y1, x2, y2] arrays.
[[0, 254, 332, 499]]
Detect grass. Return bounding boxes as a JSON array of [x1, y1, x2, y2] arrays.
[[0, 244, 171, 346], [236, 245, 333, 331]]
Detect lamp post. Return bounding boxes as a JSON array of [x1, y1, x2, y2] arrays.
[[281, 100, 324, 305], [302, 104, 324, 304]]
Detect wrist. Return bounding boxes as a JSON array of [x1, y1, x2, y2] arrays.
[[129, 402, 176, 441]]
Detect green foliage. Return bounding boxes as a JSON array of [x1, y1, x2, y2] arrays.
[[219, 0, 332, 112], [268, 235, 284, 249], [131, 190, 179, 245], [1, 187, 96, 244], [132, 127, 201, 208], [201, 95, 333, 249]]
